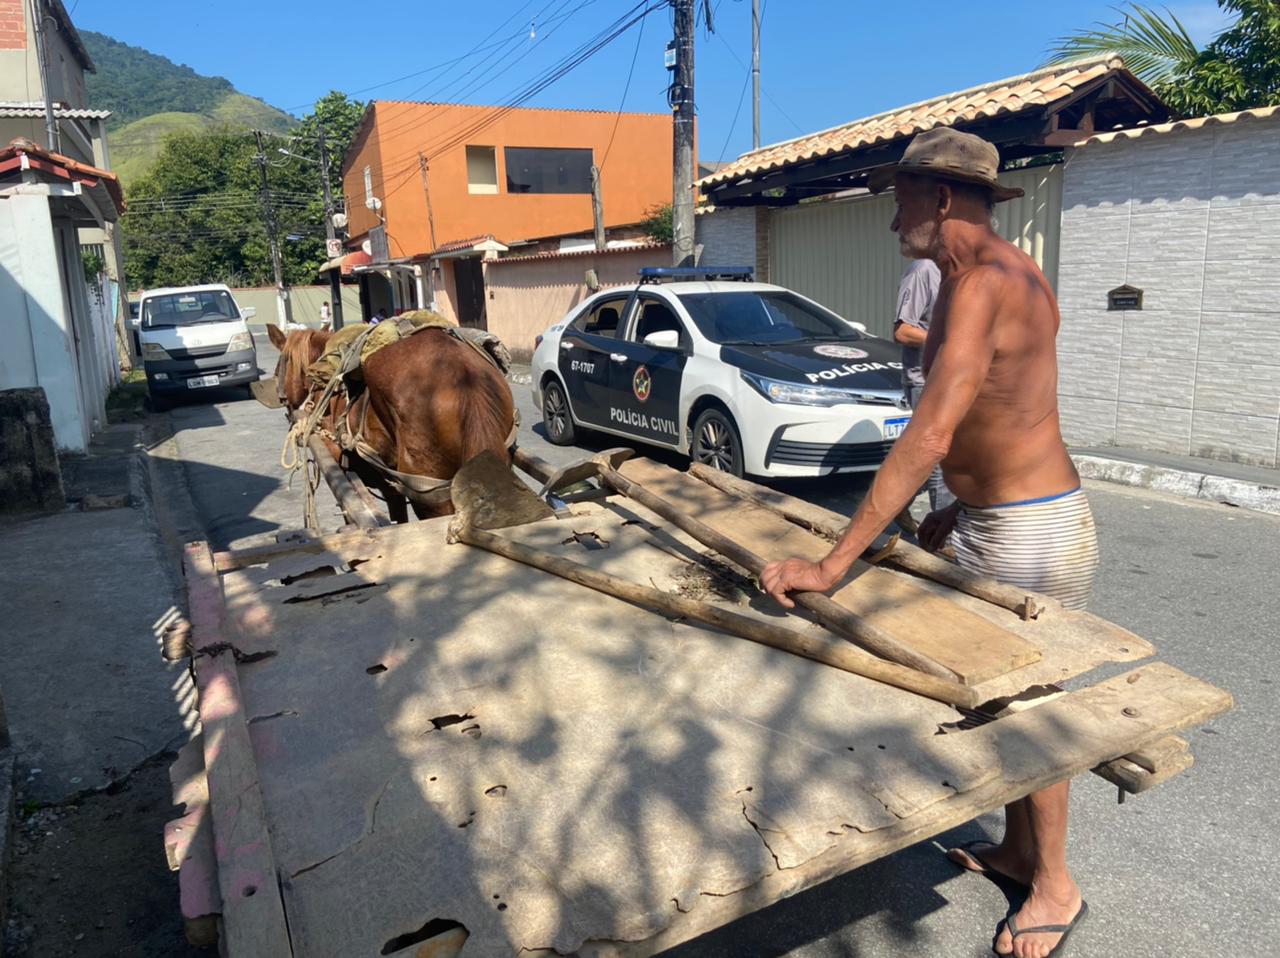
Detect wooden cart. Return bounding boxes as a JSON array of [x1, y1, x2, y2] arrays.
[[164, 457, 1230, 956]]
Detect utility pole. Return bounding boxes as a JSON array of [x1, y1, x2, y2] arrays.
[[417, 153, 440, 310], [671, 0, 696, 267], [590, 165, 606, 251], [253, 130, 293, 327], [29, 0, 59, 152], [751, 0, 761, 150], [316, 127, 345, 330]]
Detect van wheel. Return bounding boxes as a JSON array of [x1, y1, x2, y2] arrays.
[[691, 408, 744, 477], [542, 380, 576, 446]]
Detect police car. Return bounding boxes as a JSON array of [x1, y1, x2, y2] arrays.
[[531, 267, 912, 478]]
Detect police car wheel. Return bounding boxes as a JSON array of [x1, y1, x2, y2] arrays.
[[542, 379, 577, 446], [690, 408, 744, 477]]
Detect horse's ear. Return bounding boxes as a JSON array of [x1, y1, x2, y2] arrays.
[[265, 324, 286, 349]]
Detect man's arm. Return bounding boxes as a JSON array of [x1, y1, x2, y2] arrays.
[[760, 269, 1000, 607], [893, 322, 927, 346]]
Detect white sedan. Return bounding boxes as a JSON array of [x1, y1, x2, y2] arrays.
[[530, 269, 911, 478]]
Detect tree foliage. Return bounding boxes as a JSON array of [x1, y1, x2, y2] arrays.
[[640, 203, 674, 244], [121, 92, 368, 291], [1048, 1, 1280, 116], [83, 31, 237, 129]]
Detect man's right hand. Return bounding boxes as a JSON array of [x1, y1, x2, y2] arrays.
[[917, 502, 961, 552]]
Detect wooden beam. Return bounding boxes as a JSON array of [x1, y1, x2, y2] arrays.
[[457, 523, 980, 707], [184, 542, 293, 956], [307, 433, 383, 530], [589, 663, 1231, 956]]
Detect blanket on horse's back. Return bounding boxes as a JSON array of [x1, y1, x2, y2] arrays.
[[306, 310, 512, 389]]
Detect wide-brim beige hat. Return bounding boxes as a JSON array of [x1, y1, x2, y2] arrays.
[[868, 127, 1024, 202]]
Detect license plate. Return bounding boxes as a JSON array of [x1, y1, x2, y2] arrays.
[[883, 416, 910, 440], [187, 375, 220, 389]]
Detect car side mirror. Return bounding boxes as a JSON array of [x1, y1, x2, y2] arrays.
[[642, 329, 680, 350], [129, 317, 141, 330], [241, 306, 257, 319], [849, 321, 867, 333]]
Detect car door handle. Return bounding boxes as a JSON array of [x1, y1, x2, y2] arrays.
[[560, 341, 574, 351], [610, 353, 627, 363]]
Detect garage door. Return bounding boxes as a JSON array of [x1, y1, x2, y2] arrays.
[[770, 164, 1062, 338]]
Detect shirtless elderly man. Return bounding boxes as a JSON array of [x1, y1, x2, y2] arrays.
[[761, 128, 1097, 958]]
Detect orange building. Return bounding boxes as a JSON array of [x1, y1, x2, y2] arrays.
[[339, 101, 674, 327]]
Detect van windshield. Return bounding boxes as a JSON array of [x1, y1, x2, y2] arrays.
[[142, 290, 240, 328]]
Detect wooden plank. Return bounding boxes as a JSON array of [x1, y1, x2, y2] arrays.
[[620, 459, 1041, 685], [184, 541, 293, 957], [1094, 735, 1194, 795], [689, 463, 1044, 618], [166, 736, 222, 931], [458, 523, 980, 707], [307, 434, 383, 530], [585, 662, 1232, 956]]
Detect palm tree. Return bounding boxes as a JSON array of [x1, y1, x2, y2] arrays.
[[1047, 1, 1280, 116], [1046, 3, 1202, 88]]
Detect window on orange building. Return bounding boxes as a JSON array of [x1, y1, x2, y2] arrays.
[[504, 147, 592, 194], [466, 146, 499, 195]]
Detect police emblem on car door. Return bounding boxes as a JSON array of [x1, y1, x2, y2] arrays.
[[606, 295, 687, 446]]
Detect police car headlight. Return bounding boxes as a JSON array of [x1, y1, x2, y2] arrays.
[[740, 371, 859, 407]]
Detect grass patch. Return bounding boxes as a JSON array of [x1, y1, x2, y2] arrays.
[[106, 368, 148, 421]]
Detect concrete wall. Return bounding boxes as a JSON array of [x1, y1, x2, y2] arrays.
[[0, 386, 64, 513], [696, 206, 756, 268], [225, 284, 362, 329], [0, 192, 93, 451], [482, 246, 672, 362], [1057, 114, 1280, 467]]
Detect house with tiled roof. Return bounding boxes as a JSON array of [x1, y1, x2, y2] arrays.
[[336, 101, 674, 328]]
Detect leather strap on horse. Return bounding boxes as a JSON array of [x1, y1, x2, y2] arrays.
[[287, 322, 519, 512]]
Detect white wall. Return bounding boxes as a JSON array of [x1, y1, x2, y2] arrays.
[[1057, 114, 1280, 467], [0, 193, 89, 451]]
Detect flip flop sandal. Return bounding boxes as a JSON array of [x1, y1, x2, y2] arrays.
[[947, 841, 1029, 889], [1004, 901, 1089, 958]]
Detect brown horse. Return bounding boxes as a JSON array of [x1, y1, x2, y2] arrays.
[[265, 323, 516, 521]]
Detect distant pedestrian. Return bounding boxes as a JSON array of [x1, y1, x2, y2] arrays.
[[319, 301, 332, 331], [893, 258, 954, 513]]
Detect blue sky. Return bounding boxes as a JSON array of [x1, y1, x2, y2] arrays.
[[72, 0, 1233, 164]]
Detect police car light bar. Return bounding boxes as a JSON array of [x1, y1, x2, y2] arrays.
[[638, 266, 754, 284]]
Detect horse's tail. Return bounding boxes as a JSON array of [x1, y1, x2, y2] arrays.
[[454, 342, 515, 465]]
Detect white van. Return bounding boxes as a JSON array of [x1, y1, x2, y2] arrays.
[[134, 284, 259, 404]]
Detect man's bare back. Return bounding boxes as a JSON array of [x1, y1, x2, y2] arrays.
[[925, 237, 1079, 508]]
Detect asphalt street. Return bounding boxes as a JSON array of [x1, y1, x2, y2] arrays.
[[162, 338, 1279, 957]]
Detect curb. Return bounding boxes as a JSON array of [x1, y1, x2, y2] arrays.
[[1, 745, 15, 947], [1073, 454, 1280, 517]]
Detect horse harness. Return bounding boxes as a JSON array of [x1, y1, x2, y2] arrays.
[[292, 320, 519, 510]]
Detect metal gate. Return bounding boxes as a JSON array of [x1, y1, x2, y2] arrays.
[[770, 164, 1063, 338]]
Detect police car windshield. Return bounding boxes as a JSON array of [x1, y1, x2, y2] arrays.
[[676, 291, 860, 345]]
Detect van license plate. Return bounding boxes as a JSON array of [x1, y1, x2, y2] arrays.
[[187, 375, 220, 388], [883, 416, 910, 439]]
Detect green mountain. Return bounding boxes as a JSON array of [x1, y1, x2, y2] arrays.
[[81, 31, 295, 184]]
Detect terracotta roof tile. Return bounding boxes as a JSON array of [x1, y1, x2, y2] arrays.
[[1073, 104, 1280, 146], [701, 55, 1133, 189]]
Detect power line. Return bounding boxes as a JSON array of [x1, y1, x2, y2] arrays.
[[713, 6, 802, 138], [598, 1, 650, 172], [377, 0, 661, 205]]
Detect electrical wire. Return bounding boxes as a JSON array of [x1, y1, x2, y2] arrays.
[[598, 1, 650, 172]]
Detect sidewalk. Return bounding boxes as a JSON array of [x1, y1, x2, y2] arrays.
[[0, 424, 192, 806], [1072, 446, 1280, 516]]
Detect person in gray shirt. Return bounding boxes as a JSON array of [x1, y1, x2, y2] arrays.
[[893, 258, 954, 512]]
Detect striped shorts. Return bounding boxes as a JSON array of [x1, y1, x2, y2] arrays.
[[951, 488, 1100, 611]]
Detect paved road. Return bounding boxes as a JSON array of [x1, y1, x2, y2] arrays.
[[163, 347, 1279, 957]]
